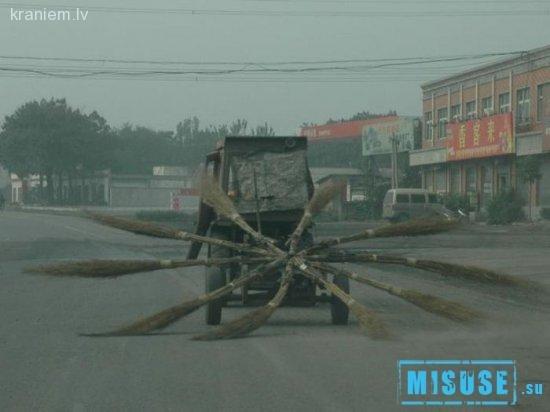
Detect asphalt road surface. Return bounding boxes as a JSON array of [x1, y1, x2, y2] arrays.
[[1, 211, 549, 411]]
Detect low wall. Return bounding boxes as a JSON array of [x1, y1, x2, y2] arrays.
[[109, 187, 172, 208]]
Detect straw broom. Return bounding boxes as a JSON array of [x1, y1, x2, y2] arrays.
[[307, 218, 459, 253], [288, 181, 344, 253], [193, 262, 294, 340], [309, 251, 525, 287], [83, 259, 284, 336], [199, 177, 284, 256], [293, 257, 390, 339], [27, 257, 271, 278], [312, 262, 481, 322], [84, 211, 271, 256]]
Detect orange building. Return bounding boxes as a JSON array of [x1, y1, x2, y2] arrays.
[[411, 45, 550, 216]]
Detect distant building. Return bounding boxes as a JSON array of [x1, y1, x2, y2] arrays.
[[9, 166, 196, 209], [360, 116, 422, 186], [299, 116, 399, 168], [411, 44, 550, 216], [310, 167, 364, 220]]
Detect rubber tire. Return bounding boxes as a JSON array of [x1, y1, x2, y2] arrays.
[[331, 274, 350, 325], [205, 231, 230, 325]]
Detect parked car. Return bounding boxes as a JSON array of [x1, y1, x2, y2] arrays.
[[382, 188, 450, 221]]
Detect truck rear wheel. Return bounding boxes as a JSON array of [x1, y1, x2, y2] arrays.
[[205, 229, 231, 325], [331, 274, 350, 325]]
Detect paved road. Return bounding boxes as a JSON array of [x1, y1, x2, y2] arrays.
[[1, 211, 549, 411]]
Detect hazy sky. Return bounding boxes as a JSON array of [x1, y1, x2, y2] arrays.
[[1, 0, 549, 134]]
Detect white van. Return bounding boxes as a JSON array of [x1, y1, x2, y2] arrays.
[[382, 188, 446, 221]]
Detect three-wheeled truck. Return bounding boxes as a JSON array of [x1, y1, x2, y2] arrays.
[[187, 136, 349, 325]]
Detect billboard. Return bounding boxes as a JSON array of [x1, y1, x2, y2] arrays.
[[299, 116, 398, 142], [446, 113, 514, 161], [361, 117, 417, 156]]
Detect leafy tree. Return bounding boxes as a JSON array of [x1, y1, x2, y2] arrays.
[[175, 117, 276, 168], [0, 99, 110, 203], [487, 190, 525, 225], [110, 125, 181, 174], [250, 122, 275, 137]]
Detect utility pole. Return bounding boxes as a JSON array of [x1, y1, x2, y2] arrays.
[[391, 133, 400, 189]]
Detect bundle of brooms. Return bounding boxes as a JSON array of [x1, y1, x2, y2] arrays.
[[28, 179, 530, 341]]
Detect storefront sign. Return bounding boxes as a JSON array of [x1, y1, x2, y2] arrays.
[[409, 147, 447, 166], [300, 116, 398, 142], [446, 113, 514, 161], [362, 117, 417, 156]]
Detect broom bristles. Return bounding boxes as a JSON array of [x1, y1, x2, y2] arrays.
[[192, 300, 280, 341], [398, 289, 480, 322], [309, 251, 525, 287], [193, 264, 293, 340], [83, 259, 283, 336], [309, 181, 345, 215], [348, 301, 390, 339], [314, 262, 480, 322], [370, 218, 459, 239], [308, 218, 459, 253], [414, 259, 526, 287], [83, 299, 202, 336], [288, 182, 344, 252], [199, 177, 240, 222], [27, 257, 271, 279], [85, 212, 180, 239], [199, 176, 281, 255], [26, 260, 164, 278], [293, 259, 390, 339]]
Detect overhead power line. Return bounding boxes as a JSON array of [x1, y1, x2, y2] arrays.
[[0, 51, 529, 84], [0, 51, 526, 68]]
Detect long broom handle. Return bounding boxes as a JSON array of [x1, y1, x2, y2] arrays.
[[230, 214, 284, 256], [306, 219, 458, 253], [311, 261, 396, 294], [192, 262, 294, 341], [293, 257, 389, 339], [308, 251, 522, 286], [175, 231, 272, 257]]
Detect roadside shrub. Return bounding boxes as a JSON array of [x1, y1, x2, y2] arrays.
[[486, 190, 525, 225], [443, 193, 471, 212], [541, 208, 550, 220]]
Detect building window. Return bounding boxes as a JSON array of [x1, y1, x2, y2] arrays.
[[538, 83, 548, 122], [450, 167, 460, 194], [498, 165, 510, 193], [435, 169, 446, 192], [437, 108, 448, 139], [425, 170, 434, 192], [466, 166, 477, 209], [516, 87, 530, 124], [466, 100, 476, 119], [481, 96, 493, 116], [450, 104, 461, 121], [424, 112, 433, 140], [499, 92, 510, 113]]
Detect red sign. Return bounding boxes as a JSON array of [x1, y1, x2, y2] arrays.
[[300, 116, 398, 142], [446, 113, 514, 161]]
